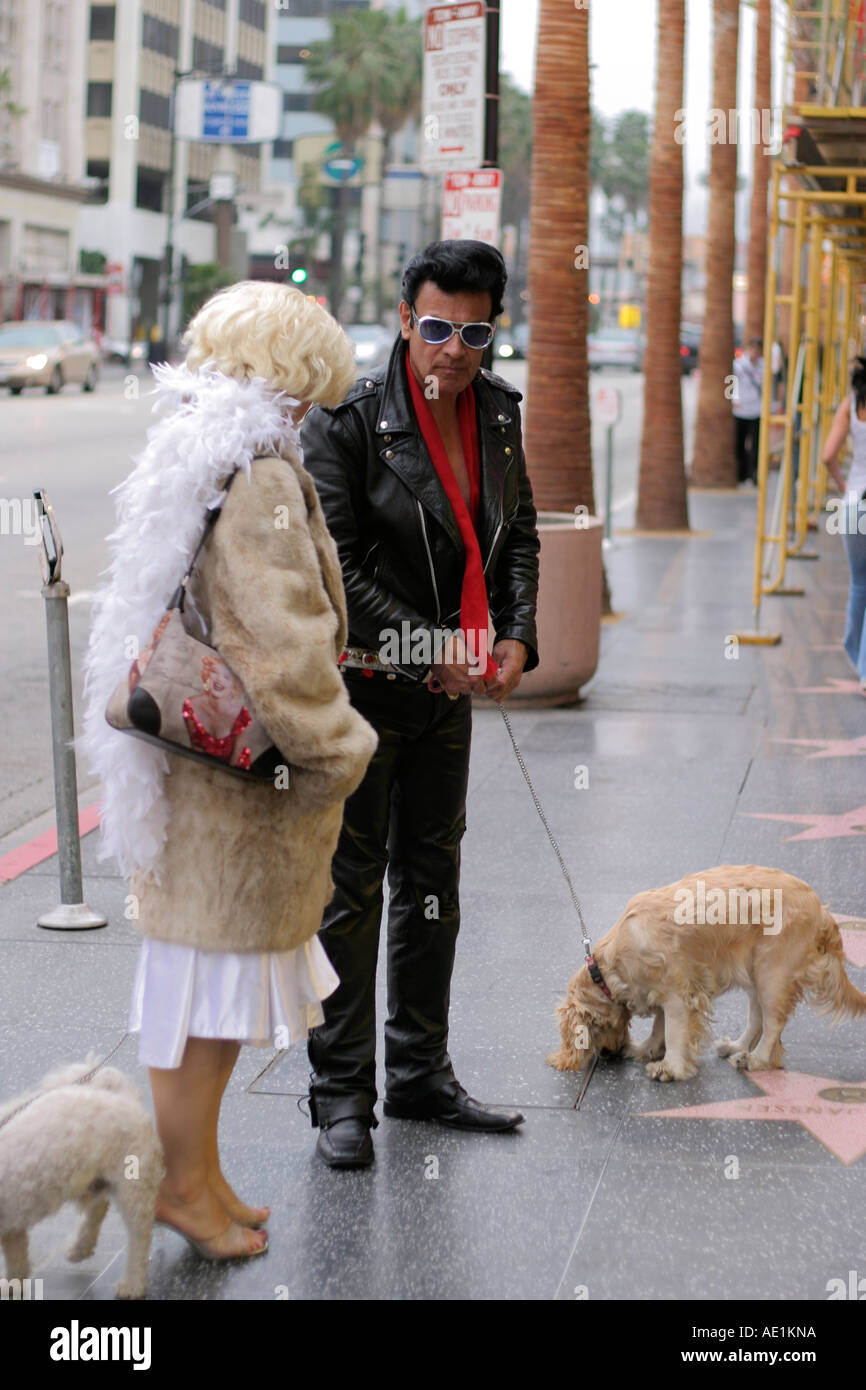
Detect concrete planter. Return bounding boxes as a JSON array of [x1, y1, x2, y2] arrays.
[[501, 510, 603, 707]]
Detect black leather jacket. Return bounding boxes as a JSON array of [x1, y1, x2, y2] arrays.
[[300, 333, 540, 683]]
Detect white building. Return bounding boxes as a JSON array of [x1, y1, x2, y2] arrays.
[[0, 0, 102, 324], [79, 0, 272, 344]]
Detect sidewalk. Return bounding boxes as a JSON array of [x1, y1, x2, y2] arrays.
[[1, 488, 863, 1301]]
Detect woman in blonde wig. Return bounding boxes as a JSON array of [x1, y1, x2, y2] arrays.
[[82, 282, 377, 1261]]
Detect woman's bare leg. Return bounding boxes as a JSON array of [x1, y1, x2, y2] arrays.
[[205, 1040, 270, 1228], [150, 1037, 266, 1257]]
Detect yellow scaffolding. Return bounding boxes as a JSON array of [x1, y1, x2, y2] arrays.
[[740, 0, 866, 642]]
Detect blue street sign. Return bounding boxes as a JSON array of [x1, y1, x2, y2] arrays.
[[203, 81, 251, 140], [323, 157, 363, 182], [322, 140, 363, 183]]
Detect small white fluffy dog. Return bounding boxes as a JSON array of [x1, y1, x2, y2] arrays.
[[0, 1063, 163, 1299], [548, 866, 866, 1082]]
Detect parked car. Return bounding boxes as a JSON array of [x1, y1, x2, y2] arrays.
[[102, 336, 147, 366], [0, 320, 100, 394], [493, 321, 529, 361], [344, 322, 393, 372], [588, 327, 645, 372]]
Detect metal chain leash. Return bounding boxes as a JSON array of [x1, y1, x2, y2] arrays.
[[498, 705, 594, 960], [0, 1035, 128, 1135]]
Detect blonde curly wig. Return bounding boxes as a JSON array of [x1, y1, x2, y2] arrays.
[[183, 279, 357, 407]]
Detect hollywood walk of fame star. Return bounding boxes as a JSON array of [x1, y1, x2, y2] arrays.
[[741, 804, 866, 841], [774, 734, 866, 759], [793, 677, 863, 694], [639, 1071, 866, 1164]]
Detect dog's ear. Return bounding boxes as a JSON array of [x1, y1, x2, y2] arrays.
[[90, 1068, 140, 1100], [547, 999, 593, 1071]]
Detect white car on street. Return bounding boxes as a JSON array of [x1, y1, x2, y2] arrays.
[[0, 320, 100, 395]]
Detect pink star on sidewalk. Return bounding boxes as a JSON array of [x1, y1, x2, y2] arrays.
[[741, 804, 866, 841], [775, 734, 866, 759], [793, 677, 863, 694], [640, 1071, 866, 1164]]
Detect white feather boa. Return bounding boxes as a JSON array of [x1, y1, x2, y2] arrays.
[[80, 363, 301, 879]]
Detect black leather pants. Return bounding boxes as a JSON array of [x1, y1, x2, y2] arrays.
[[307, 672, 472, 1128]]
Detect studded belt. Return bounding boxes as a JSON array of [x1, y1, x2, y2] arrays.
[[338, 647, 457, 698], [338, 647, 400, 676]]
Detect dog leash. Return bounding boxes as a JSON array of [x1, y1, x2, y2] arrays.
[[0, 1035, 128, 1134], [498, 705, 611, 997]]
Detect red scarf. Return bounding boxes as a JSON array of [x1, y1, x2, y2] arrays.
[[406, 350, 497, 680]]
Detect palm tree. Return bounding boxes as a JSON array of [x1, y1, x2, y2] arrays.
[[745, 0, 772, 343], [305, 7, 421, 320], [523, 0, 594, 520], [635, 0, 689, 529], [691, 0, 741, 487]]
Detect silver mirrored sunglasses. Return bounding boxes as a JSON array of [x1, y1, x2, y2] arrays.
[[411, 309, 495, 350]]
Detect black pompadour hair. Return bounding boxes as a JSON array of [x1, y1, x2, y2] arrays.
[[401, 240, 507, 321]]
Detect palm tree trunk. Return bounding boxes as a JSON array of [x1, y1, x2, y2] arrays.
[[635, 0, 688, 530], [691, 0, 740, 487], [524, 0, 593, 518], [745, 0, 772, 343]]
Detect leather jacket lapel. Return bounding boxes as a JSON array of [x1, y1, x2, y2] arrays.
[[375, 334, 515, 566], [377, 335, 463, 551]]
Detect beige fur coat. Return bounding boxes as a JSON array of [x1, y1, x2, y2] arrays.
[[130, 448, 378, 953]]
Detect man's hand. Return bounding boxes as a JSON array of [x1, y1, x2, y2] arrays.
[[429, 630, 488, 697], [484, 639, 527, 704]]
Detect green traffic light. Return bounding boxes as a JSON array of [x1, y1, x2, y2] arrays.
[[291, 267, 308, 284]]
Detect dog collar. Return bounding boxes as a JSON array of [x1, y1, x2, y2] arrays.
[[586, 953, 612, 998]]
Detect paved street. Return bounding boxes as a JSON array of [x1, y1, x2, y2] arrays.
[[0, 367, 153, 837]]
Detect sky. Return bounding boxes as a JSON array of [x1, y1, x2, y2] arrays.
[[499, 0, 789, 238]]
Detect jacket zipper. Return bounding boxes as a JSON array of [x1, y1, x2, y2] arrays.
[[417, 500, 442, 623]]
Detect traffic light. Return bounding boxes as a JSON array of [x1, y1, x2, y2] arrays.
[[290, 265, 308, 285]]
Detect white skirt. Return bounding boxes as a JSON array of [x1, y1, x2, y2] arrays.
[[128, 935, 339, 1069]]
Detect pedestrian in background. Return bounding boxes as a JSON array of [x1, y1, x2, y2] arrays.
[[821, 355, 866, 691], [81, 281, 377, 1260], [732, 336, 764, 484]]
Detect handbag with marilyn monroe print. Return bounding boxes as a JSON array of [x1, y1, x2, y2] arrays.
[[105, 466, 287, 782]]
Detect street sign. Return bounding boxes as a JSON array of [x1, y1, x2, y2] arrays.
[[421, 2, 486, 173], [441, 168, 502, 246], [594, 385, 621, 427], [209, 171, 237, 201], [174, 79, 281, 144], [322, 142, 364, 183]]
